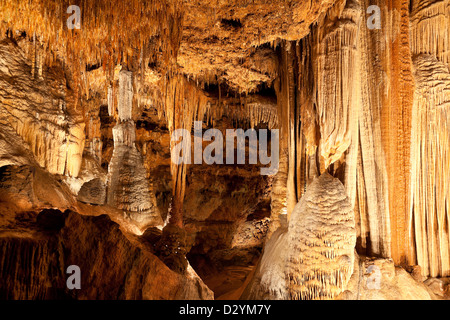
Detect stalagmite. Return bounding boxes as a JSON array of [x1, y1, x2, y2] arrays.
[[108, 120, 160, 222], [286, 173, 356, 300], [107, 70, 162, 229], [243, 173, 356, 300]]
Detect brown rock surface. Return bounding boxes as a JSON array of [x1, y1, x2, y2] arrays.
[[341, 255, 435, 300], [0, 209, 213, 300]]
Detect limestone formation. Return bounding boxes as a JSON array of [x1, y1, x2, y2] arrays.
[[0, 39, 85, 177], [313, 0, 361, 169], [410, 54, 450, 277], [107, 73, 162, 229], [242, 173, 356, 300], [107, 122, 161, 224], [286, 173, 356, 299], [77, 178, 106, 205], [0, 0, 449, 301], [0, 209, 212, 299], [408, 0, 450, 278]]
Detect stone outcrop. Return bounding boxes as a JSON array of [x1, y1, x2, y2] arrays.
[[0, 209, 213, 299], [341, 255, 435, 300], [77, 178, 106, 205]]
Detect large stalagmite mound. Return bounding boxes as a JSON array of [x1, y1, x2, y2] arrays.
[[286, 173, 356, 299], [242, 173, 356, 300]]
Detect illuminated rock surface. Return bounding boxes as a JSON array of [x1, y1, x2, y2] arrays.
[[0, 0, 449, 300], [242, 173, 356, 300]]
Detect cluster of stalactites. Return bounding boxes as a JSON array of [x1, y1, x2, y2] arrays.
[[0, 0, 183, 101], [149, 73, 279, 137], [313, 0, 361, 169], [409, 0, 450, 277], [206, 100, 279, 130], [410, 0, 450, 68], [410, 54, 450, 277], [0, 39, 85, 177]]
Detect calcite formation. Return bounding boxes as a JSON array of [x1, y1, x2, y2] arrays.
[[107, 70, 162, 229], [286, 173, 356, 300], [408, 0, 450, 278], [0, 39, 84, 177], [77, 178, 106, 205], [410, 54, 450, 277], [242, 173, 356, 300], [313, 0, 361, 169], [0, 0, 449, 301]]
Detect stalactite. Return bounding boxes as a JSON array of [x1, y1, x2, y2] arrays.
[[37, 44, 43, 79], [31, 32, 36, 79], [83, 99, 103, 164], [410, 54, 450, 277], [267, 41, 293, 239], [297, 34, 318, 198], [118, 70, 133, 121], [162, 75, 209, 227], [0, 0, 184, 103], [218, 99, 278, 130], [286, 42, 298, 217], [313, 0, 360, 170], [0, 40, 85, 178], [407, 0, 450, 278], [410, 0, 450, 68], [355, 0, 393, 259], [379, 0, 415, 266], [107, 85, 115, 117]]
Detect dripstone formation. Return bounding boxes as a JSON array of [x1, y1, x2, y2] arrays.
[[0, 0, 449, 300]]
